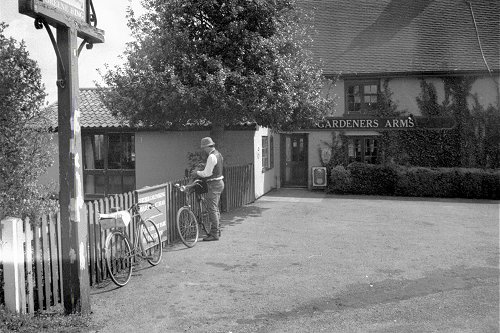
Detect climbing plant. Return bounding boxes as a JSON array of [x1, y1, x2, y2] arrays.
[[323, 77, 498, 169], [372, 77, 497, 168]]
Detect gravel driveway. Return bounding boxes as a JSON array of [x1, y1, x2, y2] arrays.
[[90, 189, 499, 333]]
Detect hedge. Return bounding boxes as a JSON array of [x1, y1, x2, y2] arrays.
[[328, 162, 500, 200]]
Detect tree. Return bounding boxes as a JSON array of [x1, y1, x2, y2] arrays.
[[99, 0, 334, 146], [0, 22, 56, 221]]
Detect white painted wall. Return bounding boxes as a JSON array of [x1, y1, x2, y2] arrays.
[[470, 75, 500, 110], [307, 131, 334, 187], [387, 78, 445, 115], [253, 126, 279, 199], [331, 75, 499, 116], [135, 130, 256, 189], [135, 131, 209, 188]]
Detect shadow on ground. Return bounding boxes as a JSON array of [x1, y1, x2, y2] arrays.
[[236, 265, 499, 326], [221, 204, 268, 228]]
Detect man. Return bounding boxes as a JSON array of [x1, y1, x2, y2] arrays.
[[191, 137, 224, 241]]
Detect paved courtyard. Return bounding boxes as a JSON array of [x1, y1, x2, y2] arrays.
[[90, 189, 499, 333]]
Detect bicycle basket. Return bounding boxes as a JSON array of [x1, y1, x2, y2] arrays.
[[99, 211, 132, 229]]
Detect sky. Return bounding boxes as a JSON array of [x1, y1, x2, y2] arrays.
[[0, 0, 146, 104]]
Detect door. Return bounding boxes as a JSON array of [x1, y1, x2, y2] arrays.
[[281, 134, 308, 187]]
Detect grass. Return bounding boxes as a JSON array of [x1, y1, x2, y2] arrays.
[[0, 305, 99, 333]]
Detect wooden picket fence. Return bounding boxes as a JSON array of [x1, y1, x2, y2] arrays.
[[0, 215, 63, 314], [0, 163, 254, 314]]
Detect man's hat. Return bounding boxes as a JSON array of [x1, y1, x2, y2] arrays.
[[200, 137, 215, 148]]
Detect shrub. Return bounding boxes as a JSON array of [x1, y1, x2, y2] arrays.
[[346, 162, 399, 196], [328, 162, 500, 199], [396, 167, 457, 198], [328, 165, 351, 193]]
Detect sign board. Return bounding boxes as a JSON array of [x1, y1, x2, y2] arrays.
[[315, 117, 455, 131], [136, 185, 168, 243], [312, 167, 327, 188], [19, 0, 104, 43], [40, 0, 86, 21]]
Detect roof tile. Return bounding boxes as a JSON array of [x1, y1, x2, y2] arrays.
[[302, 0, 500, 76], [46, 88, 131, 129]]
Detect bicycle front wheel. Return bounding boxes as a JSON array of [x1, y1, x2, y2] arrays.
[[176, 207, 199, 248], [105, 231, 132, 287], [140, 219, 163, 266]]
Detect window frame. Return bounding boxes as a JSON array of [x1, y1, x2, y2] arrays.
[[347, 136, 382, 164], [261, 135, 275, 172], [344, 79, 380, 114], [262, 136, 269, 172], [82, 130, 136, 200]]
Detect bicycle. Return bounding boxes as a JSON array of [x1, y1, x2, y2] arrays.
[[174, 179, 219, 247], [98, 202, 163, 287]]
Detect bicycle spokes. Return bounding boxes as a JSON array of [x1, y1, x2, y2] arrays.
[[105, 232, 132, 286], [141, 226, 156, 248], [180, 212, 197, 238], [140, 220, 162, 266], [176, 207, 199, 248]]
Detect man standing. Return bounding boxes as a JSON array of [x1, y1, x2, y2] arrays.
[[192, 137, 224, 241]]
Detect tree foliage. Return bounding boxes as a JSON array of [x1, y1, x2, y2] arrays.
[[99, 0, 334, 143], [0, 23, 56, 220]]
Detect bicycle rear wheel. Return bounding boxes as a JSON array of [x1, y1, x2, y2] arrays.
[[105, 231, 132, 287], [176, 207, 199, 247], [140, 219, 162, 266]]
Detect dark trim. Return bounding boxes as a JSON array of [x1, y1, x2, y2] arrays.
[[52, 124, 258, 133], [325, 70, 500, 80], [344, 79, 380, 114]]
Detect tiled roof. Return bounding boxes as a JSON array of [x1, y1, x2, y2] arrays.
[[45, 88, 256, 130], [46, 88, 131, 129], [79, 88, 131, 128], [303, 0, 500, 76]]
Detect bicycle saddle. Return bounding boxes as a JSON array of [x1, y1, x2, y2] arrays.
[[99, 210, 132, 224]]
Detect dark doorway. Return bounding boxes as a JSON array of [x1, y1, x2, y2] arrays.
[[281, 134, 308, 187]]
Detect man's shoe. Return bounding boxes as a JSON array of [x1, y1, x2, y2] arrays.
[[203, 235, 219, 241]]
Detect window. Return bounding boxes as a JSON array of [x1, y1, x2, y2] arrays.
[[346, 80, 379, 113], [269, 136, 274, 169], [347, 137, 381, 164], [262, 135, 275, 172], [83, 132, 136, 199], [262, 136, 269, 171]]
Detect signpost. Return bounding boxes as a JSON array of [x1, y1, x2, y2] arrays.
[[19, 0, 104, 314]]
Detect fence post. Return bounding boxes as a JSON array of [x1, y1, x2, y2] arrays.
[[1, 217, 26, 314]]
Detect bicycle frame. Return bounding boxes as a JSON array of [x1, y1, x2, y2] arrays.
[[187, 194, 210, 232], [175, 184, 210, 233], [106, 204, 160, 259], [129, 209, 160, 258], [100, 202, 162, 287]]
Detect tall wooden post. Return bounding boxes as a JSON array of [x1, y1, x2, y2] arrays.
[[19, 0, 104, 315], [57, 26, 90, 314]]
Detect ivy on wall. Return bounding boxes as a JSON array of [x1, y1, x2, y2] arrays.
[[322, 77, 500, 169], [409, 76, 500, 168]]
